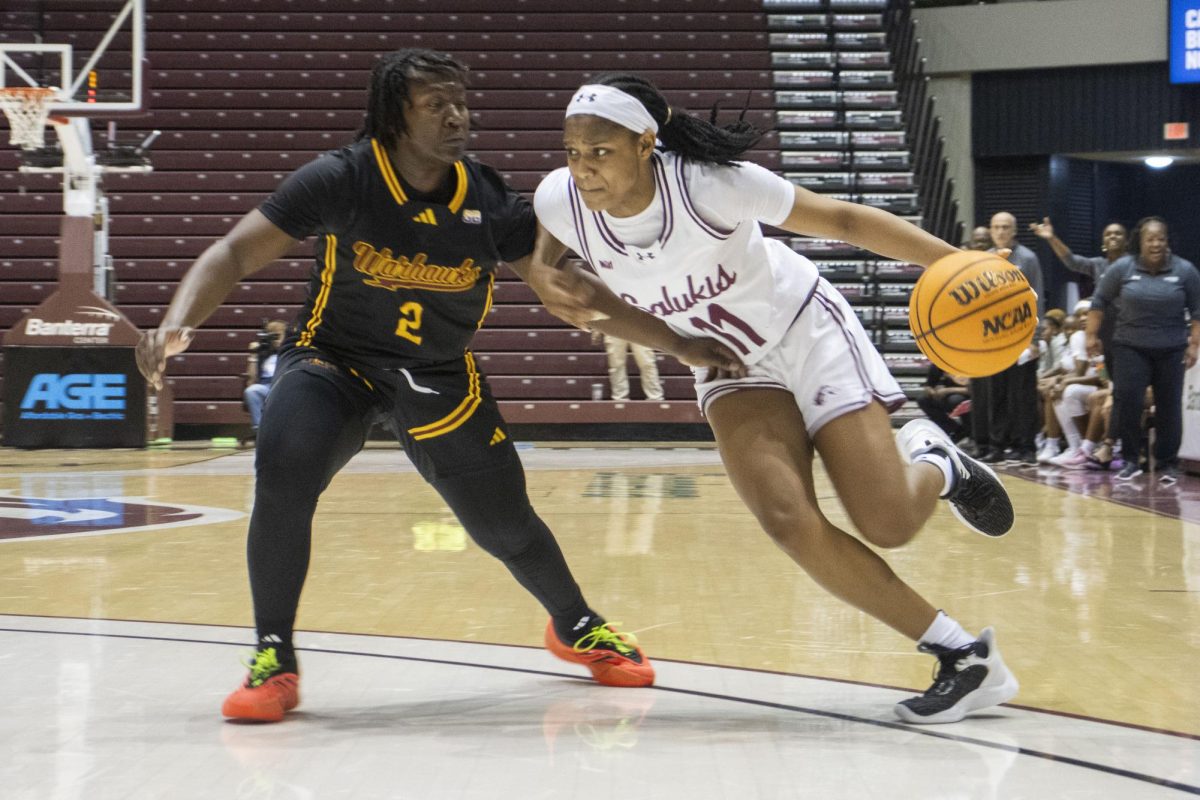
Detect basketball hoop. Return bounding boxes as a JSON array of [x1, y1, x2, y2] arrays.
[[0, 87, 58, 150]]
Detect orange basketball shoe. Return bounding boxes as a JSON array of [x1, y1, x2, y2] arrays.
[[221, 646, 300, 722], [544, 618, 655, 687]]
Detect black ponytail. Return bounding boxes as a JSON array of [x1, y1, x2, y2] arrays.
[[1129, 216, 1169, 257], [590, 73, 762, 167], [357, 49, 469, 149]]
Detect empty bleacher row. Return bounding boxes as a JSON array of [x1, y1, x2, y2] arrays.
[[764, 0, 947, 416], [0, 0, 781, 431]]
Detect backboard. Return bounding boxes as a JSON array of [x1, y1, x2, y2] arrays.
[[0, 0, 145, 115]]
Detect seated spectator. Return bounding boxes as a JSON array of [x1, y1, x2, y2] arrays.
[[1082, 388, 1118, 471], [1046, 302, 1108, 467], [1037, 310, 1069, 382], [243, 320, 288, 442], [1037, 307, 1083, 462], [1034, 310, 1069, 462], [1047, 368, 1108, 468], [916, 365, 971, 443]]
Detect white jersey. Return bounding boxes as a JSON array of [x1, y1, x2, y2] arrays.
[[534, 151, 819, 364]]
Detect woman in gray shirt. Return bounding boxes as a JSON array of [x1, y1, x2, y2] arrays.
[[1087, 218, 1200, 482]]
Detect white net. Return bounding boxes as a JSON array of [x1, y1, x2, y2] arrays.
[[0, 87, 57, 149]]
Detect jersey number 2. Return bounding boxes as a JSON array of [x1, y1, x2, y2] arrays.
[[395, 301, 424, 345]]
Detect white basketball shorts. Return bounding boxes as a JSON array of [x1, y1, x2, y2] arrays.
[[694, 278, 906, 436]]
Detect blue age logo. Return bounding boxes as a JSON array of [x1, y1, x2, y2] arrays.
[[20, 374, 126, 411]]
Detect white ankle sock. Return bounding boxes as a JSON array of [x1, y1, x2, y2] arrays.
[[914, 451, 955, 497], [919, 610, 975, 650]]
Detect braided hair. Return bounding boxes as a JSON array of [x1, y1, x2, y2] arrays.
[[590, 73, 762, 167], [357, 49, 469, 149], [1129, 216, 1169, 257]]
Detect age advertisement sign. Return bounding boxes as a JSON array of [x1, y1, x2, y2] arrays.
[[2, 346, 146, 448]]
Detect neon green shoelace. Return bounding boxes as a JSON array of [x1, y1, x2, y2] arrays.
[[245, 647, 283, 687], [573, 622, 638, 656]]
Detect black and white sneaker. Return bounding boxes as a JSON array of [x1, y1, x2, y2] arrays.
[[894, 627, 1019, 724], [897, 419, 1015, 537]]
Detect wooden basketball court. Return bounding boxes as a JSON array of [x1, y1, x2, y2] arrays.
[[1, 442, 1197, 797]]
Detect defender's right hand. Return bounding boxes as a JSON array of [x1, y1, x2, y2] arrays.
[[136, 326, 194, 390]]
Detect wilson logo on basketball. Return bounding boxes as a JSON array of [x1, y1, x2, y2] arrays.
[[948, 269, 1027, 307], [908, 251, 1039, 378], [982, 301, 1034, 338]]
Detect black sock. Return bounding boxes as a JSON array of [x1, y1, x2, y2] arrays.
[[256, 631, 298, 672], [553, 610, 605, 644]]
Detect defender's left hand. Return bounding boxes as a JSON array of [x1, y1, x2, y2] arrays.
[[528, 265, 609, 329]]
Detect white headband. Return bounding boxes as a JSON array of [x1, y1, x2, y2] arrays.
[[565, 84, 658, 135]]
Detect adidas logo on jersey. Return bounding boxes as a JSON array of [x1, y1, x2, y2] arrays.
[[489, 427, 507, 446], [412, 209, 437, 225]]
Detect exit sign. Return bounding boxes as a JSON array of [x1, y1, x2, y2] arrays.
[[1165, 122, 1191, 140]]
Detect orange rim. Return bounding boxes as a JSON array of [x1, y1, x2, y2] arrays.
[[0, 87, 56, 100]]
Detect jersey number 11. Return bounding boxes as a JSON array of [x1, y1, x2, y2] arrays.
[[688, 302, 765, 356]]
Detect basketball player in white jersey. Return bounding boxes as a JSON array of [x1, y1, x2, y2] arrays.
[[526, 74, 1019, 724]]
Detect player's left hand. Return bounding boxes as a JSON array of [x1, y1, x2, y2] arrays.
[[671, 337, 748, 379]]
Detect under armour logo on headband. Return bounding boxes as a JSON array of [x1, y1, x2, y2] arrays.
[[565, 84, 659, 135]]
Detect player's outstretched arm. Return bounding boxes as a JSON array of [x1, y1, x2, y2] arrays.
[[136, 210, 299, 389], [1029, 217, 1079, 270], [778, 185, 958, 268]]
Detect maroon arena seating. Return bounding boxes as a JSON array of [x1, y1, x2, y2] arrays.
[[1, 0, 776, 430], [3, 0, 931, 432]]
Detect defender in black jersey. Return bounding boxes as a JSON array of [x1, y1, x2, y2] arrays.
[[136, 50, 673, 722]]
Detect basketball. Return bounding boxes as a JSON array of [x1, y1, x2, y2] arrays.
[[908, 251, 1038, 378]]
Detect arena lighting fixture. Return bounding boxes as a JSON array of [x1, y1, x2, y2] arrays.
[[1144, 155, 1176, 169]]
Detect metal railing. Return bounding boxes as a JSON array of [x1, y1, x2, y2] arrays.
[[884, 0, 963, 246]]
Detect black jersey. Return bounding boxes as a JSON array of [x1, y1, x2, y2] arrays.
[[259, 138, 535, 368]]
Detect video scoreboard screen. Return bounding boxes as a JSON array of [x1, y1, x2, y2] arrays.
[[1171, 0, 1200, 84]]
